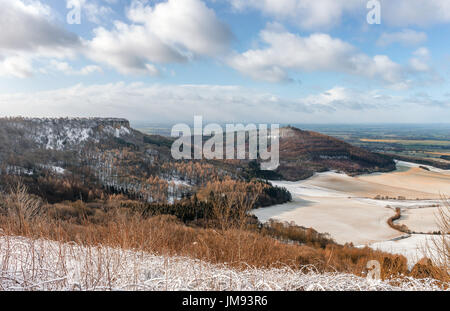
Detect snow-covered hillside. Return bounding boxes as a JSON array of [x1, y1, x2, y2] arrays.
[[0, 118, 132, 150], [0, 236, 446, 291]]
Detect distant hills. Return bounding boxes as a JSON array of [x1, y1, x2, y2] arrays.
[[0, 118, 395, 196], [0, 117, 140, 151], [276, 127, 396, 180]]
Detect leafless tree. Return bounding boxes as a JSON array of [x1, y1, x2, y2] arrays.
[[427, 196, 449, 277], [3, 181, 43, 230]]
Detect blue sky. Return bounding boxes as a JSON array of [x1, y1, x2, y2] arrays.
[[1, 0, 450, 123]]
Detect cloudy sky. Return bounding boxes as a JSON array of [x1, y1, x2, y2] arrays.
[[1, 0, 450, 124]]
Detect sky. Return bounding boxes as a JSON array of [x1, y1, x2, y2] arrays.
[[1, 0, 450, 124]]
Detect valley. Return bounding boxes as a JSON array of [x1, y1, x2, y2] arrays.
[[253, 160, 449, 267], [0, 118, 448, 289]]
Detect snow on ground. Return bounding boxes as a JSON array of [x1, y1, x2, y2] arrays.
[[0, 236, 446, 291], [395, 160, 450, 174], [357, 162, 450, 199], [356, 198, 442, 209], [39, 165, 66, 174], [15, 118, 132, 151], [253, 195, 401, 246], [396, 207, 442, 234], [166, 178, 191, 187], [254, 161, 450, 265], [368, 234, 442, 270], [273, 176, 350, 198]]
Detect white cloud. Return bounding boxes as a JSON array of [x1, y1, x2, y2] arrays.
[[79, 65, 103, 75], [85, 0, 232, 75], [381, 0, 450, 27], [1, 82, 447, 123], [377, 29, 427, 47], [301, 86, 390, 111], [230, 0, 363, 30], [230, 0, 450, 29], [409, 57, 429, 73], [405, 92, 450, 108], [128, 0, 231, 56], [0, 0, 81, 78], [0, 82, 304, 122], [0, 0, 80, 56], [413, 47, 430, 58], [227, 26, 406, 87], [0, 55, 33, 78], [85, 22, 181, 74], [0, 0, 231, 78], [408, 48, 428, 72], [45, 60, 103, 75]]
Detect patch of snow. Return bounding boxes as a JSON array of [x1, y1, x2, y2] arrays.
[[167, 178, 191, 187], [366, 234, 444, 269], [39, 165, 66, 174], [395, 160, 450, 173], [7, 118, 132, 150], [356, 198, 442, 209], [103, 125, 131, 138], [3, 166, 33, 176], [270, 179, 348, 198], [0, 236, 446, 291]]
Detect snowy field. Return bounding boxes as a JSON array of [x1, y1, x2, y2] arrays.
[[368, 234, 440, 269], [253, 161, 449, 266], [0, 236, 447, 291]]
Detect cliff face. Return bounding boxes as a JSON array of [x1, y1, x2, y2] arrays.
[[0, 118, 133, 151]]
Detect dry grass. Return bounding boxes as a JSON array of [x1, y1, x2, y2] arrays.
[[0, 182, 449, 288], [0, 182, 44, 231], [1, 209, 446, 283], [1, 235, 446, 291], [426, 197, 450, 278]]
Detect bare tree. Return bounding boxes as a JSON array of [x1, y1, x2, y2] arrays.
[[427, 196, 449, 277], [4, 181, 43, 230], [204, 178, 264, 231]]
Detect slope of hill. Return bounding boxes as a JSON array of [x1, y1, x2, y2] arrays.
[[0, 120, 446, 289], [0, 118, 289, 208], [1, 235, 444, 291], [0, 117, 148, 152], [0, 118, 396, 188], [276, 127, 396, 180], [0, 117, 184, 203]]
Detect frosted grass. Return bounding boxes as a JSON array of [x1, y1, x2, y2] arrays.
[[0, 236, 447, 291]]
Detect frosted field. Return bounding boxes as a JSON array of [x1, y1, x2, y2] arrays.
[[397, 207, 441, 233], [254, 195, 402, 245], [253, 162, 449, 265], [369, 234, 441, 270], [0, 236, 446, 291]]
